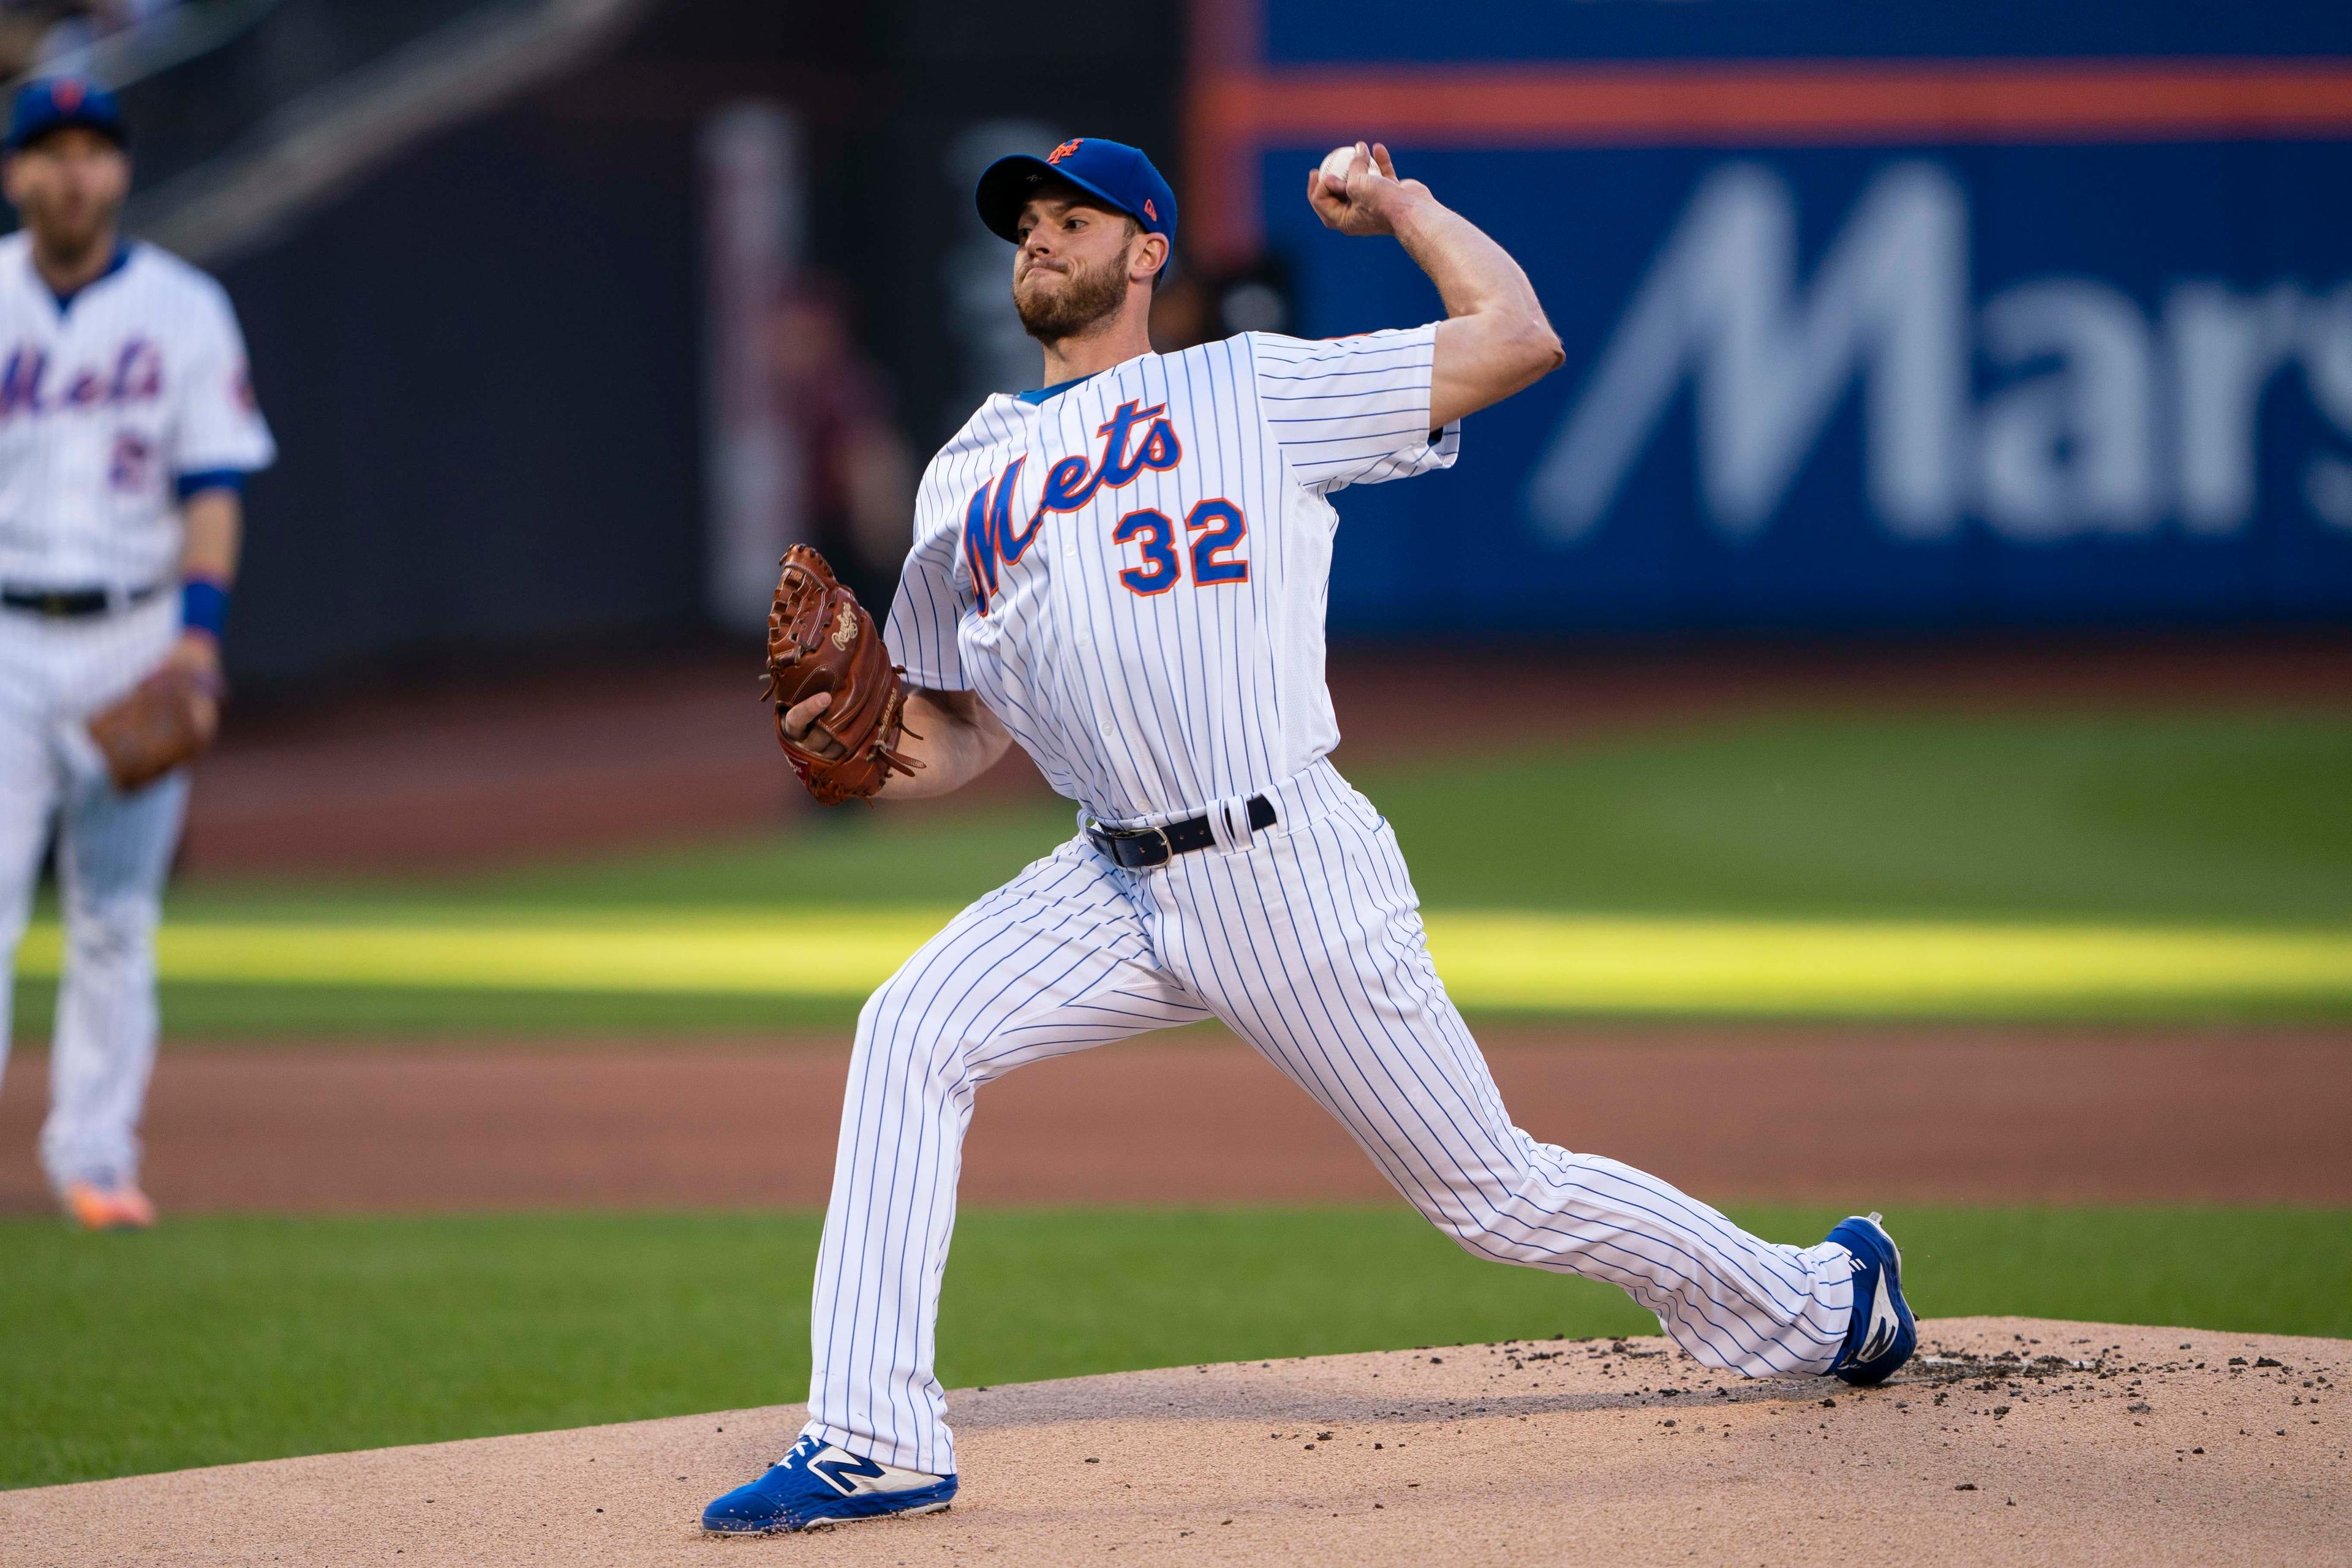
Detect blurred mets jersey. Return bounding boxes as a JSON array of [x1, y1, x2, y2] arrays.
[[0, 234, 276, 588], [886, 325, 1459, 820]]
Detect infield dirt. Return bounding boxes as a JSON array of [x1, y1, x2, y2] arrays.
[[3, 1025, 2346, 1212], [2, 1317, 2342, 1566]]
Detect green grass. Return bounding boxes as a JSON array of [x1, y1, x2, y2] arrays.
[[2, 1204, 2345, 1490], [7, 979, 864, 1037], [164, 710, 2352, 924], [12, 708, 2350, 1040], [1376, 711, 2352, 924]]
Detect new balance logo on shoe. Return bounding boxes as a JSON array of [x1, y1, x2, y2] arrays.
[[812, 1447, 888, 1496]]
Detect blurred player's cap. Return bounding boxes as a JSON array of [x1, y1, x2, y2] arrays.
[[976, 137, 1177, 251], [6, 77, 127, 153]]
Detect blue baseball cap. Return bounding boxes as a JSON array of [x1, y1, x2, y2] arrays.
[[6, 77, 127, 153], [975, 137, 1177, 252]]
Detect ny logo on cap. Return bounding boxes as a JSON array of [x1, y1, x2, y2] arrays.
[[1143, 198, 1157, 221], [51, 78, 85, 111], [1046, 138, 1083, 165]]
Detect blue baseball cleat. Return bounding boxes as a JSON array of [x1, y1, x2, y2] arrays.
[[1826, 1212, 1917, 1386], [702, 1432, 957, 1534]]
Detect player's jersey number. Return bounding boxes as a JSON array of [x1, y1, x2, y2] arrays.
[[1111, 508, 1181, 595], [1113, 500, 1249, 596]]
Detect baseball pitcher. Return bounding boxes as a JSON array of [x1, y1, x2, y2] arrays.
[[709, 137, 1915, 1532], [0, 79, 274, 1230]]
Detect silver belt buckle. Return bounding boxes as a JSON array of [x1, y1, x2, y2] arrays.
[[1096, 821, 1171, 867]]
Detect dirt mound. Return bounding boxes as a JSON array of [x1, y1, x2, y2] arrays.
[[3, 1318, 2342, 1566]]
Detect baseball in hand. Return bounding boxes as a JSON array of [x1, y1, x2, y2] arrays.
[[1320, 145, 1365, 190]]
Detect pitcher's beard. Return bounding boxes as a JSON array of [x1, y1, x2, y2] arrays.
[[1014, 248, 1130, 342]]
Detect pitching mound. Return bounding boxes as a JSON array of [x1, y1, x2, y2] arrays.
[[4, 1318, 2343, 1567]]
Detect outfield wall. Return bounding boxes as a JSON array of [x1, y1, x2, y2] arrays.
[[1193, 0, 2352, 632]]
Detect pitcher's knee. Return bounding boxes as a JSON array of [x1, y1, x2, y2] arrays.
[[1407, 1172, 1562, 1269], [853, 979, 976, 1091], [1438, 1212, 1558, 1268]]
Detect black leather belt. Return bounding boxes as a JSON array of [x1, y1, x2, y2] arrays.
[[1088, 794, 1278, 870], [0, 582, 163, 619]]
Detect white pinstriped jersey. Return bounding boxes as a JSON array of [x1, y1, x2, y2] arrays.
[[886, 325, 1459, 821], [0, 233, 275, 589], [804, 323, 1873, 1482]]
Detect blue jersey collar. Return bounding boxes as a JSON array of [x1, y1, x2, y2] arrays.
[[43, 240, 132, 316], [1018, 370, 1101, 406]]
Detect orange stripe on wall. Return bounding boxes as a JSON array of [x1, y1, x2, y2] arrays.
[[1201, 60, 2352, 144]]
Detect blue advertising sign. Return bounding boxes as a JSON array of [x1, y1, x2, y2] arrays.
[[1199, 0, 2352, 630]]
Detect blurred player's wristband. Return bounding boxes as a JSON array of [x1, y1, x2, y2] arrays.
[[181, 576, 231, 642]]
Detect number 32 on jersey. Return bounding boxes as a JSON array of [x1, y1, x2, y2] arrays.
[[1113, 499, 1248, 596]]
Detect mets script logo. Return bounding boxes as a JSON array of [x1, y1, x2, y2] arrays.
[[1046, 139, 1083, 165], [0, 339, 164, 421], [963, 398, 1183, 613]]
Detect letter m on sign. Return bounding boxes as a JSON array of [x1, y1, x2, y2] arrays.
[[1529, 162, 1969, 543]]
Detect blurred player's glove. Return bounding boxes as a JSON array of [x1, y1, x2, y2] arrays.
[[761, 545, 921, 805], [85, 663, 226, 793]]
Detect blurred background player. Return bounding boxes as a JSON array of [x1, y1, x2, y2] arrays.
[[766, 273, 916, 606], [0, 76, 273, 1229]]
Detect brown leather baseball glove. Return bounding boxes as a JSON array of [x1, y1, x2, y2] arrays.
[[761, 545, 921, 805], [86, 662, 225, 793]]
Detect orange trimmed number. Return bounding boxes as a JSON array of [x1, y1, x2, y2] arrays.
[[1112, 508, 1181, 595], [1185, 499, 1249, 585], [1112, 500, 1250, 595]]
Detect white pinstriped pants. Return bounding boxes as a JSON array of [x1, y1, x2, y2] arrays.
[[0, 594, 186, 1192], [805, 760, 1857, 1476]]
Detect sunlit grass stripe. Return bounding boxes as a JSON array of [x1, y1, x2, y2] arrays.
[[17, 913, 944, 999], [1428, 914, 2352, 1013], [17, 911, 2352, 1014]]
